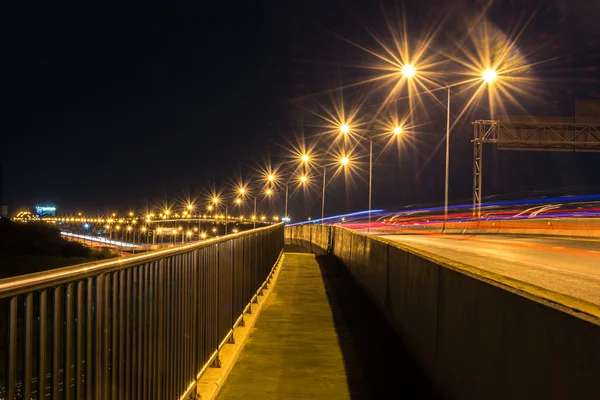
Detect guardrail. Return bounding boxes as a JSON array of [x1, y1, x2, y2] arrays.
[[285, 224, 600, 400], [369, 217, 600, 239], [0, 223, 284, 400]]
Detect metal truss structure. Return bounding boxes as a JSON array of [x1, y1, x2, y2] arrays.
[[472, 120, 600, 217]]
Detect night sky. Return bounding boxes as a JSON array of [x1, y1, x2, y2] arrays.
[[2, 0, 599, 219]]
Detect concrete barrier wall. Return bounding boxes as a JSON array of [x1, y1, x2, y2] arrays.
[[285, 225, 600, 400], [378, 217, 600, 238]]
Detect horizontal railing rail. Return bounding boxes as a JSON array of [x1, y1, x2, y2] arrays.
[[0, 223, 284, 400]]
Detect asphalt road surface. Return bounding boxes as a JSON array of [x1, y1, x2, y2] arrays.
[[379, 234, 600, 305]]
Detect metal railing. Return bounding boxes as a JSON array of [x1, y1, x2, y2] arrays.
[[0, 223, 284, 400]]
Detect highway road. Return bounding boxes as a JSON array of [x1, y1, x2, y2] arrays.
[[378, 233, 600, 305]]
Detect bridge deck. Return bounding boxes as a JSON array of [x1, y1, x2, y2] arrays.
[[217, 251, 437, 399]]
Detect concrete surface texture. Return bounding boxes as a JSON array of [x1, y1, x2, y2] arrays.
[[285, 225, 600, 399], [380, 233, 600, 305], [217, 252, 437, 399]]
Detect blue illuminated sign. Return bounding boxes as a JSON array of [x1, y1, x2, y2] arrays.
[[35, 206, 56, 217]]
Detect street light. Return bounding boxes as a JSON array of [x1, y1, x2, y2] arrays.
[[301, 154, 309, 163], [339, 122, 376, 232], [482, 69, 497, 83], [410, 68, 498, 223], [393, 126, 403, 135], [401, 64, 416, 78]]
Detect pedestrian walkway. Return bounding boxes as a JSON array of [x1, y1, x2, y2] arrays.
[[217, 252, 438, 399]]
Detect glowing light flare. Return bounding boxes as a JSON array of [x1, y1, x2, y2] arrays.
[[301, 154, 309, 163], [340, 124, 350, 134], [340, 156, 350, 166], [401, 64, 415, 78], [268, 174, 275, 182], [300, 175, 308, 184], [482, 69, 497, 83], [393, 126, 403, 135]]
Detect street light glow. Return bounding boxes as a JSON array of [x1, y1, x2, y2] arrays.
[[300, 175, 308, 183], [213, 197, 219, 204], [268, 174, 275, 181], [266, 188, 272, 195], [482, 68, 497, 83], [187, 204, 193, 210], [236, 198, 242, 204], [301, 154, 309, 163], [340, 124, 350, 134], [340, 156, 349, 166], [393, 126, 403, 135], [402, 64, 415, 78]]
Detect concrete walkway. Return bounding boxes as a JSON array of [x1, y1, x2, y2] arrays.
[[217, 252, 438, 399]]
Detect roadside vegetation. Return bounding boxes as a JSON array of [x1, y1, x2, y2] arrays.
[[0, 218, 118, 279]]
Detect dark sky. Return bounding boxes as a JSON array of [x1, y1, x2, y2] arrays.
[[2, 0, 600, 219]]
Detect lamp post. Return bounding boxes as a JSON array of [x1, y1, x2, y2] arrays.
[[284, 183, 289, 220], [402, 65, 496, 223], [212, 196, 229, 235], [339, 124, 375, 233], [300, 154, 349, 223]]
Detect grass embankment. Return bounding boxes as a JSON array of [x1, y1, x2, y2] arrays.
[[0, 218, 118, 279]]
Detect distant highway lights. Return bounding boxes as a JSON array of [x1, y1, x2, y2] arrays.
[[141, 226, 148, 245]]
